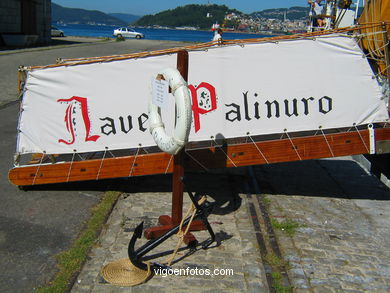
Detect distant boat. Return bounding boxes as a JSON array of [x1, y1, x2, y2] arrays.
[[211, 23, 220, 31], [175, 26, 198, 30]]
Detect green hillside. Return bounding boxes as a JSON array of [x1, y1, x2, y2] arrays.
[[108, 13, 141, 24], [52, 3, 127, 25], [134, 4, 242, 29]]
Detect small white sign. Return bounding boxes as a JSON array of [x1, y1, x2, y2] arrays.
[[152, 78, 169, 108]]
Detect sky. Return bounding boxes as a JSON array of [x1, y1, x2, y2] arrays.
[[53, 1, 308, 16]]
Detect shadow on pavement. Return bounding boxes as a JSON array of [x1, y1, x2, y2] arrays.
[[23, 171, 245, 216], [22, 158, 390, 203], [252, 159, 390, 200]]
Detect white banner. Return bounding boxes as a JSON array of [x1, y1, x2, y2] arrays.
[[17, 35, 388, 155]]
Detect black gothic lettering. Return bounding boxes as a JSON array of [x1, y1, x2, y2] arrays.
[[100, 117, 116, 135], [265, 100, 280, 118], [284, 99, 299, 117], [254, 102, 260, 119], [243, 91, 251, 121], [319, 96, 332, 114], [225, 103, 241, 122], [119, 115, 133, 133], [138, 113, 148, 132], [301, 97, 315, 115]]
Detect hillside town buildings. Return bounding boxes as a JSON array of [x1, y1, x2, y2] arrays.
[[223, 12, 308, 34]]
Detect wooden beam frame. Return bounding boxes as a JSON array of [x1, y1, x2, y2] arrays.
[[8, 127, 390, 187]]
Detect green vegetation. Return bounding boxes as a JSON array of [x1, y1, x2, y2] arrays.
[[271, 218, 304, 237], [261, 195, 271, 209], [134, 4, 242, 29], [265, 252, 288, 268], [36, 191, 122, 293], [271, 272, 293, 293], [108, 13, 141, 24], [261, 197, 302, 292], [52, 3, 127, 26]]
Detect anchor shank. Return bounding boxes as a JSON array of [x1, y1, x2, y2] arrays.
[[186, 190, 216, 246], [134, 212, 198, 258]]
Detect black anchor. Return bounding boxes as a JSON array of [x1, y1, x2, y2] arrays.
[[127, 178, 216, 271]]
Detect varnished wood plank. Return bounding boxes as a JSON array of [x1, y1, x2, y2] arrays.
[[8, 128, 390, 186]]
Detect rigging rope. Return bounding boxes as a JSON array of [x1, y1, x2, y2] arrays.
[[32, 152, 45, 185], [96, 147, 108, 180], [247, 133, 269, 164], [129, 145, 141, 177], [165, 196, 207, 267], [66, 150, 76, 182], [284, 129, 303, 161]]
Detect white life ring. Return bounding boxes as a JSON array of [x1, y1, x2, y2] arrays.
[[148, 67, 192, 155]]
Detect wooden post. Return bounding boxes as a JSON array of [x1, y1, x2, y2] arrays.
[[159, 50, 187, 226], [144, 50, 206, 240], [171, 50, 188, 224]]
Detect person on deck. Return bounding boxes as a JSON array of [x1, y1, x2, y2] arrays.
[[308, 0, 325, 27], [213, 28, 223, 44]]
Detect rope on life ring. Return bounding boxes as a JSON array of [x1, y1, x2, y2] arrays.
[[148, 67, 192, 155]]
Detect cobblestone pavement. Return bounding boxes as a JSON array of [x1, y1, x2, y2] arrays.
[[72, 171, 269, 293], [72, 158, 390, 293], [268, 195, 390, 293], [253, 158, 390, 293]]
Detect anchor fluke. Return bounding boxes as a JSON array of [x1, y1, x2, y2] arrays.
[[133, 221, 144, 239], [128, 221, 149, 271]]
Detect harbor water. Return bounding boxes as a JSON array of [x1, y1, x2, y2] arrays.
[[54, 24, 273, 42]]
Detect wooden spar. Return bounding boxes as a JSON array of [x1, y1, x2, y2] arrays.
[[8, 127, 390, 186]]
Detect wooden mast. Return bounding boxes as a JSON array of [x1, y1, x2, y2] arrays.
[[144, 50, 206, 240]]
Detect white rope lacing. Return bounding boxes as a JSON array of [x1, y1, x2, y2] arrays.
[[18, 87, 27, 100], [66, 150, 76, 182], [129, 145, 141, 177], [165, 155, 173, 174], [353, 124, 370, 153], [185, 149, 209, 172], [32, 151, 45, 185], [108, 149, 115, 158], [319, 126, 335, 157], [247, 132, 269, 164], [77, 153, 86, 161], [211, 136, 237, 167], [284, 129, 302, 161], [96, 147, 108, 180]]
